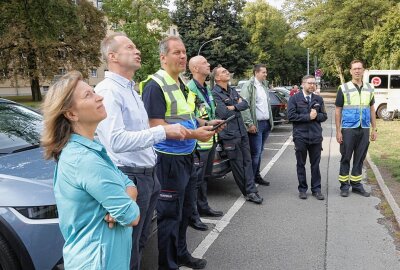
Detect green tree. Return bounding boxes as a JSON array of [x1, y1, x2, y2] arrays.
[[284, 0, 392, 83], [0, 0, 106, 101], [364, 3, 400, 69], [243, 0, 307, 85], [172, 0, 254, 78], [102, 0, 171, 81]]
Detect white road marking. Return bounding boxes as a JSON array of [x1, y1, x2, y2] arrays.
[[189, 136, 293, 262], [200, 218, 219, 224]]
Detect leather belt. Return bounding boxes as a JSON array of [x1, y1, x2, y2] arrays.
[[118, 166, 154, 175]]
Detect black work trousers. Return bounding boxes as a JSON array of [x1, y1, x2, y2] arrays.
[[294, 139, 322, 193], [222, 135, 258, 196], [339, 128, 370, 191], [192, 144, 217, 221], [118, 166, 161, 270], [155, 152, 196, 270]]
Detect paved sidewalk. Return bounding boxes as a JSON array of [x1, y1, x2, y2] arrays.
[[194, 105, 400, 270], [323, 106, 400, 269]]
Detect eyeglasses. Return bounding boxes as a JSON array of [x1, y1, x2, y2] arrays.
[[306, 82, 317, 85]]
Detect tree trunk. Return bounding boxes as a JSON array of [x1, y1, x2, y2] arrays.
[[334, 62, 345, 84], [31, 76, 42, 101]]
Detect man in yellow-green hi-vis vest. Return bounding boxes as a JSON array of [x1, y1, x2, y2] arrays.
[[335, 60, 378, 198], [187, 56, 224, 232], [140, 36, 224, 270]]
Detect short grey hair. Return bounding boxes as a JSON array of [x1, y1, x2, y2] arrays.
[[159, 36, 183, 55], [100, 32, 127, 64], [210, 64, 222, 89]]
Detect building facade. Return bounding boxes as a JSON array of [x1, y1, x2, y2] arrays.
[[0, 0, 179, 97]]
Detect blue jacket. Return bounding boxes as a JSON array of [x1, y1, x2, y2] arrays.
[[288, 92, 328, 144]]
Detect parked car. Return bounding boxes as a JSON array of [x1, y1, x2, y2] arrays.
[[0, 98, 64, 270], [272, 87, 291, 101], [268, 90, 289, 125], [0, 97, 231, 270], [282, 86, 293, 91], [210, 141, 231, 178], [235, 80, 248, 92]]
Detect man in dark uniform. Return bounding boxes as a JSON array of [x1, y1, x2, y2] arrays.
[[211, 65, 263, 204], [335, 59, 377, 197], [288, 75, 328, 200], [141, 36, 224, 270]]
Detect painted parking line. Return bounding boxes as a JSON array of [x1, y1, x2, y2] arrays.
[[200, 218, 219, 225], [189, 136, 293, 262]]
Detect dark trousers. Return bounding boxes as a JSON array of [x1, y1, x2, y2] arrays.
[[339, 128, 370, 191], [156, 153, 196, 270], [294, 139, 322, 193], [248, 120, 271, 179], [222, 135, 258, 196], [118, 166, 161, 270]]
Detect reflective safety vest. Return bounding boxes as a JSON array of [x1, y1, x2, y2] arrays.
[[187, 79, 216, 150], [139, 69, 197, 155], [340, 82, 374, 128]]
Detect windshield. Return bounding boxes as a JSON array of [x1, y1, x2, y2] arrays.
[[0, 102, 43, 154]]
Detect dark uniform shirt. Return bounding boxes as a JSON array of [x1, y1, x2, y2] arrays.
[[193, 79, 211, 106], [212, 84, 249, 140]]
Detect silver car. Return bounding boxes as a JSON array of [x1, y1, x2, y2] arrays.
[[0, 99, 63, 270]]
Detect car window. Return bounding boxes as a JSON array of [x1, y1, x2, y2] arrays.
[[268, 92, 280, 105], [0, 103, 43, 154], [390, 75, 400, 89]]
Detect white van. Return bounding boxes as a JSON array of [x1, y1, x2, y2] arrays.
[[363, 70, 400, 119]]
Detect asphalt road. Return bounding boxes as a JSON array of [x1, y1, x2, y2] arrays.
[[142, 105, 400, 270]]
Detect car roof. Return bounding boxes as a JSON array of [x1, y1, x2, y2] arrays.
[[0, 98, 15, 103]]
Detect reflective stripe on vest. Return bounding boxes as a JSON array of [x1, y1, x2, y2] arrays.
[[150, 70, 196, 124], [187, 80, 215, 150], [340, 82, 374, 128], [140, 69, 197, 155]]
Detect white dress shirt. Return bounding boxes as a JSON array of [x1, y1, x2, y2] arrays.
[[95, 71, 166, 167], [254, 79, 270, 120]]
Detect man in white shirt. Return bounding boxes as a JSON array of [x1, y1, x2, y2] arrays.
[[95, 32, 188, 270], [241, 64, 274, 186]]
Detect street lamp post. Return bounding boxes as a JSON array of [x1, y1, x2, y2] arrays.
[[197, 36, 222, 55]]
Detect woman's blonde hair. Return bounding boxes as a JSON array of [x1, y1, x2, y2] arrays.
[[41, 71, 83, 161]]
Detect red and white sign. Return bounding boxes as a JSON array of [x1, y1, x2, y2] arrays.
[[371, 76, 381, 87], [315, 69, 323, 77]]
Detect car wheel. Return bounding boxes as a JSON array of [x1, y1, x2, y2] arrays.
[[382, 111, 394, 121], [0, 235, 21, 270], [376, 104, 388, 119]]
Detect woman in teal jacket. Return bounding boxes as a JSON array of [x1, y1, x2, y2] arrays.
[[41, 71, 140, 269]]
